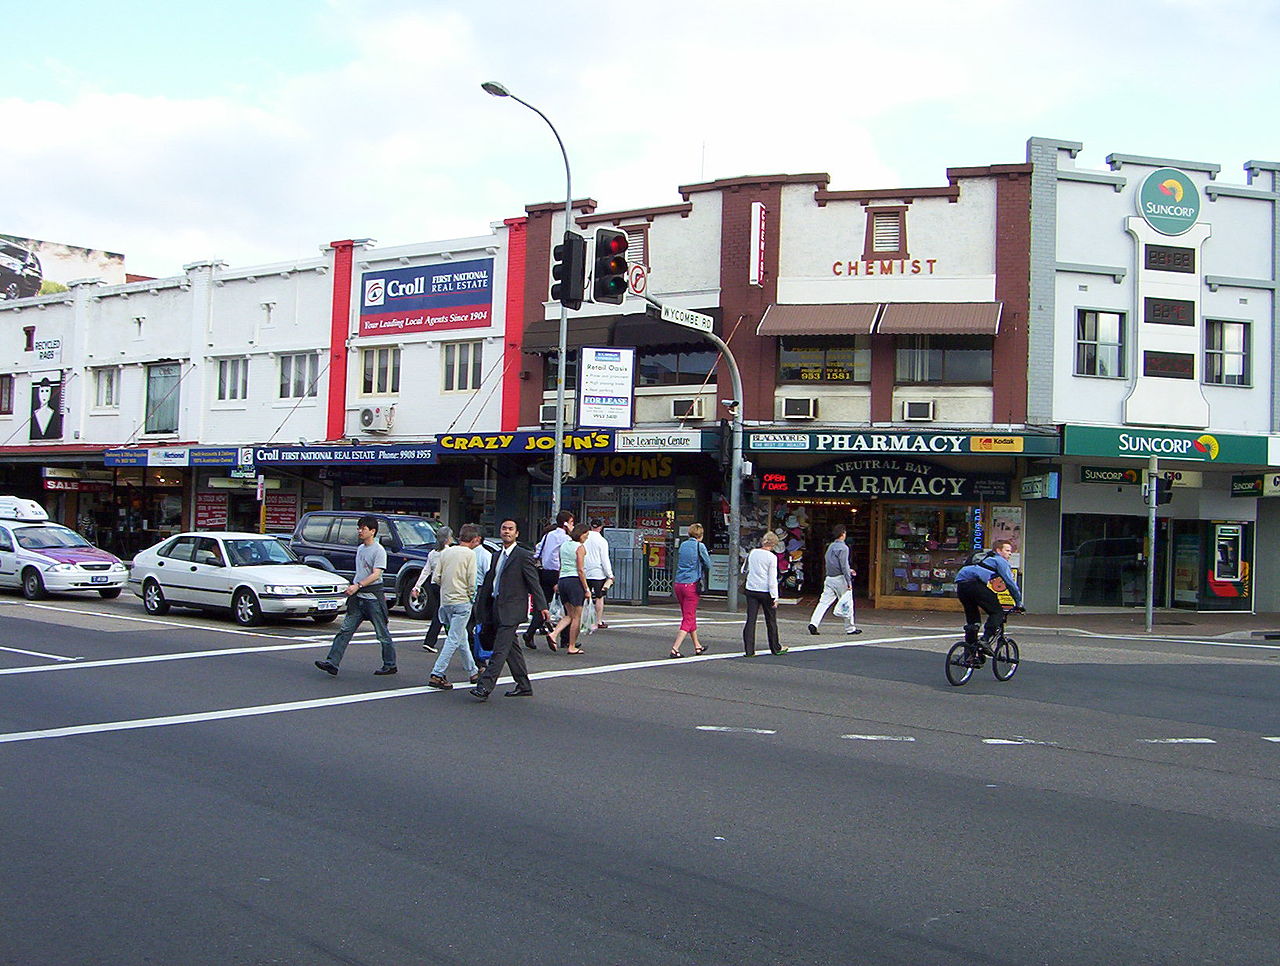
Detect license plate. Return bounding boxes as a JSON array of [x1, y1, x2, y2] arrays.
[[91, 576, 109, 584], [317, 599, 340, 611]]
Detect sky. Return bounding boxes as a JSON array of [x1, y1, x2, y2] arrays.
[[3, 0, 1278, 279]]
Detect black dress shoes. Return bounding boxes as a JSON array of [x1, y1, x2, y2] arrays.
[[373, 666, 398, 675], [504, 687, 533, 697], [469, 686, 491, 701], [315, 660, 338, 676]]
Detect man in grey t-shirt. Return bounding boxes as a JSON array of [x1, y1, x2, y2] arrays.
[[807, 524, 861, 636], [315, 515, 398, 676]]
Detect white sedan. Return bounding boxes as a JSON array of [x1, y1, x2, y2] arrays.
[[129, 531, 348, 626]]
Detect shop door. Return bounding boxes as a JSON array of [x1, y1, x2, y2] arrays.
[[1060, 513, 1168, 607], [799, 503, 869, 598]]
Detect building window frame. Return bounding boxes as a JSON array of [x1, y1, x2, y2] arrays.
[[93, 367, 121, 410], [895, 335, 993, 385], [1204, 319, 1251, 387], [442, 340, 482, 393], [360, 346, 401, 396], [279, 352, 320, 400], [0, 374, 13, 415], [778, 336, 871, 384], [1074, 309, 1126, 379], [216, 357, 249, 402], [144, 362, 182, 435], [862, 206, 909, 261]]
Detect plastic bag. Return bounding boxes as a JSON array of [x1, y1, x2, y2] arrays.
[[580, 603, 599, 635], [548, 593, 565, 625], [834, 590, 854, 619]]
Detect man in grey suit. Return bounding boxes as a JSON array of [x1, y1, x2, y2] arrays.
[[470, 518, 551, 701]]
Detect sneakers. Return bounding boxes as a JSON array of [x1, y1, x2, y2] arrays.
[[427, 674, 452, 690], [315, 660, 338, 676], [373, 665, 398, 675], [421, 642, 438, 653], [807, 623, 819, 636], [845, 628, 863, 636]]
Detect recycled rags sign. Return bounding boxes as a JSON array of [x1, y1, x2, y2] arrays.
[[759, 457, 1010, 501]]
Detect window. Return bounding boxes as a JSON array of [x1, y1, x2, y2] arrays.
[[93, 368, 120, 409], [637, 348, 717, 387], [1205, 320, 1250, 386], [443, 341, 482, 392], [0, 374, 12, 415], [779, 336, 870, 383], [862, 206, 908, 260], [361, 346, 400, 395], [1075, 310, 1125, 378], [279, 352, 319, 399], [543, 350, 579, 392], [895, 335, 992, 384], [145, 363, 181, 434], [622, 225, 648, 266], [217, 358, 249, 401]]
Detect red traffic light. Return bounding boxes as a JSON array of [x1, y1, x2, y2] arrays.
[[592, 228, 629, 305], [598, 232, 627, 256]]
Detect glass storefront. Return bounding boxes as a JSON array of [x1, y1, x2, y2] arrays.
[[881, 504, 976, 599]]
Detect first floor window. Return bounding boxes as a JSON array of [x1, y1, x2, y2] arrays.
[[145, 363, 181, 434], [94, 368, 120, 409], [443, 341, 482, 392], [217, 358, 249, 401], [0, 374, 12, 414], [1204, 320, 1250, 386], [361, 346, 401, 395], [896, 335, 993, 384], [1076, 310, 1125, 377], [779, 336, 870, 384], [280, 353, 319, 399], [636, 347, 718, 387]]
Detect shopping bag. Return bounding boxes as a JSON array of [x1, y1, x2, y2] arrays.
[[548, 593, 565, 625], [580, 603, 599, 635], [834, 590, 854, 619]]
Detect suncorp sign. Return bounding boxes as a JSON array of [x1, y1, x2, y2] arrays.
[[1117, 432, 1219, 459], [1138, 168, 1200, 236]]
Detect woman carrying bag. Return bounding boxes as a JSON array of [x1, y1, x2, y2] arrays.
[[669, 523, 712, 658], [412, 526, 453, 653]]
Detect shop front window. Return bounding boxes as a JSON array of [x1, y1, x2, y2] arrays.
[[779, 336, 870, 383], [882, 505, 974, 598]]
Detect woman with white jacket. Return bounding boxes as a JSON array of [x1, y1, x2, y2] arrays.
[[742, 531, 786, 657]]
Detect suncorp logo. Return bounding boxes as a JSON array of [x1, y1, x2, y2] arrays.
[[1138, 168, 1200, 235], [1117, 432, 1219, 459], [364, 278, 385, 306]]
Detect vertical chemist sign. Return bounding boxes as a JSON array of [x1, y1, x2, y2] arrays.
[[360, 258, 494, 336], [749, 201, 766, 286], [578, 346, 635, 429]]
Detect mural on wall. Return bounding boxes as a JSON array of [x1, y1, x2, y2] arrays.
[[1, 233, 127, 300], [29, 372, 63, 441]]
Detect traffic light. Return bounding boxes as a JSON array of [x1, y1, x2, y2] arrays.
[[1153, 476, 1172, 505], [551, 231, 586, 310], [592, 227, 629, 305]]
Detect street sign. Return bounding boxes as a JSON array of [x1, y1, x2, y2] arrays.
[[627, 264, 647, 296], [658, 304, 713, 333]]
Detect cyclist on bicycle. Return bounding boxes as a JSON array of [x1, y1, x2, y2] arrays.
[[955, 538, 1024, 653]]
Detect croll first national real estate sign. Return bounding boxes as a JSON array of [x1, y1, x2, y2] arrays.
[[360, 258, 493, 337]]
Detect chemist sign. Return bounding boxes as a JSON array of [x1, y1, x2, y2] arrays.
[[577, 346, 635, 429]]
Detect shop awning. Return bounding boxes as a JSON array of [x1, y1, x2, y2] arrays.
[[875, 301, 1002, 335], [521, 314, 615, 353], [757, 303, 880, 336]]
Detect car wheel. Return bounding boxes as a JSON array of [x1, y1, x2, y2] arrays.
[[403, 577, 429, 619], [312, 612, 339, 624], [3, 282, 18, 301], [98, 587, 123, 599], [21, 569, 47, 600], [142, 579, 170, 615], [232, 588, 264, 626]]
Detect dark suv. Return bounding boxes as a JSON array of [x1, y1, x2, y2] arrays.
[[290, 511, 438, 617], [0, 241, 43, 301]]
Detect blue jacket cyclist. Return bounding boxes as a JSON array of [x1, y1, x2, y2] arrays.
[[954, 539, 1023, 649]]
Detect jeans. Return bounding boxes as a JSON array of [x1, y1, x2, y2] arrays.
[[325, 595, 396, 668], [432, 601, 478, 679], [809, 576, 856, 632]]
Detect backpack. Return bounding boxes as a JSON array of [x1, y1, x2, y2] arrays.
[[965, 548, 1001, 574]]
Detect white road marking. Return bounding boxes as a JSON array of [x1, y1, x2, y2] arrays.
[[841, 734, 916, 742], [983, 737, 1051, 745], [0, 645, 81, 662], [1137, 737, 1216, 744], [0, 641, 324, 676], [20, 603, 312, 639], [1263, 737, 1280, 743], [697, 726, 777, 734]]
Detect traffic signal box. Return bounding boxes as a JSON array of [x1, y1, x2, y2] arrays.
[[592, 228, 629, 305], [551, 231, 586, 310], [1145, 476, 1172, 506]]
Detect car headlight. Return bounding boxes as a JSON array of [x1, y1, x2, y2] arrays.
[[48, 563, 77, 573], [264, 584, 307, 596], [110, 563, 127, 572]]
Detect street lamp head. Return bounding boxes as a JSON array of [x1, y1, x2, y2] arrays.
[[481, 81, 510, 98]]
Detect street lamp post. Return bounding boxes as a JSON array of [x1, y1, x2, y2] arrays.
[[482, 81, 573, 516]]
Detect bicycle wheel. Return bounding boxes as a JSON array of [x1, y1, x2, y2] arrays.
[[992, 637, 1020, 681], [945, 642, 975, 686]]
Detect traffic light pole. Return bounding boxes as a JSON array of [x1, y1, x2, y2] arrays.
[[482, 82, 572, 514], [642, 293, 743, 613], [1145, 455, 1158, 632]]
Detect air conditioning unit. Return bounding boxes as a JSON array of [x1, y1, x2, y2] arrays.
[[671, 398, 705, 421], [902, 399, 935, 422], [782, 397, 818, 420], [359, 405, 395, 433], [540, 401, 576, 426]]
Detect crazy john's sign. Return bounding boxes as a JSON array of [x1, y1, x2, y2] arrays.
[[758, 457, 1010, 501], [359, 258, 493, 337]]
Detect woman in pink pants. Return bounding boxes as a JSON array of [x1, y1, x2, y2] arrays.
[[669, 523, 713, 658]]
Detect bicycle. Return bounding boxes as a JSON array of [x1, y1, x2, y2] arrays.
[[945, 609, 1021, 687]]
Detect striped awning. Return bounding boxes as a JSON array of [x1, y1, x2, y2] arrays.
[[875, 302, 1002, 335], [757, 303, 880, 336]]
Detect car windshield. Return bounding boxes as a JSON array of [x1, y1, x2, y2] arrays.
[[395, 519, 438, 548], [15, 526, 93, 550], [224, 538, 299, 566]]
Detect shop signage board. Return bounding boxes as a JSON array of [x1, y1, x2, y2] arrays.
[[578, 346, 635, 429], [1020, 472, 1060, 499], [105, 446, 242, 468], [359, 258, 493, 337], [251, 444, 436, 465], [758, 456, 1011, 502], [1080, 465, 1141, 485], [264, 493, 298, 530], [614, 431, 703, 452], [1137, 168, 1201, 236], [436, 430, 614, 454], [746, 431, 1059, 455], [1064, 425, 1268, 464], [195, 492, 229, 528], [1230, 472, 1280, 497]]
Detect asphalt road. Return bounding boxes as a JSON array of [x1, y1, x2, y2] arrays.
[[2, 594, 1278, 965]]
